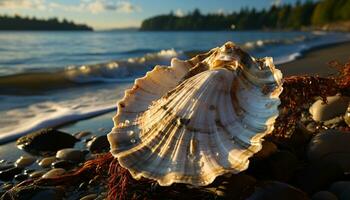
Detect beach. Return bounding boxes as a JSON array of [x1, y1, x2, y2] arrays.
[[0, 34, 349, 199]]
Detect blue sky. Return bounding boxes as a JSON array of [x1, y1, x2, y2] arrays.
[[0, 0, 305, 30]]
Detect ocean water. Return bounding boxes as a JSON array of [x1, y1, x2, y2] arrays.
[[0, 30, 349, 143]]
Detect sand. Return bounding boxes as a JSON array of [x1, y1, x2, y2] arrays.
[[279, 42, 350, 77]]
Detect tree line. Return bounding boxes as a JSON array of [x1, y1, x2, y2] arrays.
[[140, 0, 350, 31], [0, 15, 93, 31]]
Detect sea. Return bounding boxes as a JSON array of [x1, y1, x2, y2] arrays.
[[0, 30, 349, 143]]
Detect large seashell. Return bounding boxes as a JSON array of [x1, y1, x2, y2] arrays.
[[107, 42, 283, 186]]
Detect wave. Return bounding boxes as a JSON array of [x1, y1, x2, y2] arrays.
[[0, 49, 181, 94]]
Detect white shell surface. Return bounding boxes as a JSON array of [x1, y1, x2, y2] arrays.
[[108, 42, 283, 186]]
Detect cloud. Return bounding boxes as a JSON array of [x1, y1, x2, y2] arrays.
[[0, 0, 46, 10], [0, 0, 141, 14]]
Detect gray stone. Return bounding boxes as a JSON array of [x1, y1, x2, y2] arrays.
[[0, 167, 23, 181], [307, 129, 350, 171], [38, 156, 56, 168], [247, 181, 308, 200], [309, 95, 350, 122], [56, 148, 85, 162], [16, 128, 78, 155], [29, 170, 47, 178], [42, 168, 66, 179], [15, 155, 36, 168], [329, 181, 350, 198], [87, 135, 109, 153], [80, 194, 97, 200], [311, 191, 338, 200]]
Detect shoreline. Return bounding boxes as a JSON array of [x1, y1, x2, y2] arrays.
[[0, 41, 349, 147]]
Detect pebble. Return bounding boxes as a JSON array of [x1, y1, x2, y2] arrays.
[[56, 148, 85, 163], [311, 191, 338, 200], [0, 164, 14, 171], [15, 155, 36, 168], [80, 194, 97, 200], [29, 170, 47, 178], [1, 185, 64, 200], [38, 156, 56, 168], [0, 167, 23, 181], [78, 182, 88, 191], [14, 173, 28, 182], [307, 129, 350, 171], [309, 95, 350, 122], [329, 181, 350, 198], [74, 131, 91, 139], [42, 168, 66, 179], [345, 104, 350, 126], [247, 181, 308, 200], [88, 135, 110, 153], [16, 128, 79, 155], [294, 161, 343, 194], [51, 160, 75, 170]]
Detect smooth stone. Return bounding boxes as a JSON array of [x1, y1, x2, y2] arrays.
[[0, 164, 14, 171], [309, 95, 350, 122], [345, 104, 350, 126], [205, 174, 256, 199], [14, 173, 28, 182], [247, 181, 308, 200], [294, 161, 343, 194], [0, 167, 23, 181], [78, 182, 88, 191], [247, 150, 298, 182], [74, 131, 91, 139], [307, 129, 350, 171], [16, 128, 78, 155], [311, 191, 338, 200], [38, 156, 56, 168], [87, 135, 109, 153], [15, 155, 36, 168], [329, 181, 350, 198], [56, 148, 85, 162], [42, 168, 66, 179], [1, 185, 64, 200], [252, 141, 277, 160], [23, 169, 35, 175], [29, 170, 47, 178], [80, 194, 97, 200], [51, 160, 75, 170]]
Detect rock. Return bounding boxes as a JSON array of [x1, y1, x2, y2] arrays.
[[205, 174, 256, 199], [74, 131, 91, 139], [247, 150, 298, 181], [309, 95, 350, 122], [307, 129, 350, 171], [329, 181, 350, 198], [311, 191, 338, 200], [345, 104, 350, 126], [0, 164, 13, 171], [80, 194, 97, 200], [29, 170, 47, 178], [87, 135, 109, 153], [14, 173, 28, 182], [23, 169, 35, 174], [38, 156, 56, 168], [252, 141, 277, 160], [0, 167, 23, 181], [16, 128, 78, 155], [294, 161, 343, 194], [15, 155, 36, 168], [78, 182, 88, 191], [51, 160, 74, 170], [56, 148, 85, 162], [1, 185, 64, 200], [247, 181, 308, 200], [42, 168, 66, 179]]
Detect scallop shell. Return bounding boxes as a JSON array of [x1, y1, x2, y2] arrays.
[[107, 42, 283, 186]]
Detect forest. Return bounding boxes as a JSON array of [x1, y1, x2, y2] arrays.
[[0, 15, 93, 31], [140, 0, 350, 31]]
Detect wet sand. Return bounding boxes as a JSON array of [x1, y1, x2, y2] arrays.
[[279, 42, 350, 77]]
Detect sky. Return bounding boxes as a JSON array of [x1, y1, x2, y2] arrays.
[[0, 0, 306, 30]]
